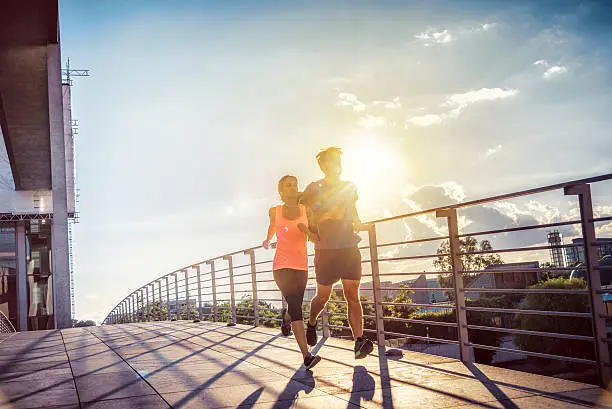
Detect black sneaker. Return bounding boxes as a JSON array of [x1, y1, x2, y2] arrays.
[[306, 321, 317, 346], [354, 337, 374, 359], [281, 309, 292, 337], [304, 353, 321, 370]]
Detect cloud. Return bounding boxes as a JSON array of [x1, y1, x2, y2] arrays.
[[414, 29, 454, 46], [335, 92, 366, 111], [406, 88, 518, 127], [372, 97, 402, 109], [446, 88, 518, 106], [543, 65, 568, 79], [357, 115, 389, 129], [534, 59, 568, 79], [415, 22, 495, 46], [405, 114, 443, 127], [483, 144, 503, 159]]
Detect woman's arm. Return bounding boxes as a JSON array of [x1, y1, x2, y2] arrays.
[[262, 207, 276, 249]]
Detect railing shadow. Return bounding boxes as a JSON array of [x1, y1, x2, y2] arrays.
[[465, 362, 519, 409], [377, 346, 395, 409]]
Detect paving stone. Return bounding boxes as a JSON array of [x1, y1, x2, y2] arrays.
[[80, 395, 171, 409], [0, 378, 78, 408], [74, 371, 157, 402], [162, 379, 328, 409]]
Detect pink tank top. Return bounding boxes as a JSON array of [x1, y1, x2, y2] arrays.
[[273, 205, 309, 271]]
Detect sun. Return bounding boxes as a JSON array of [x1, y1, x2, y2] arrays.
[[341, 133, 406, 214]]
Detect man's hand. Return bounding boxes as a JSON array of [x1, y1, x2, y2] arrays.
[[298, 223, 320, 244], [262, 240, 270, 250], [353, 222, 370, 232]]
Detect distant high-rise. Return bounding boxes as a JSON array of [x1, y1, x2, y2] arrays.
[[566, 238, 612, 266], [547, 231, 566, 268]]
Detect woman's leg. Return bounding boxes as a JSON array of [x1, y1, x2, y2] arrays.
[[274, 269, 310, 359]]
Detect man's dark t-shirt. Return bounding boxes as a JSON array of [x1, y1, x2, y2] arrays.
[[300, 179, 360, 249]]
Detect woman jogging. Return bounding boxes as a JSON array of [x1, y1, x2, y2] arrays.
[[263, 175, 321, 370]]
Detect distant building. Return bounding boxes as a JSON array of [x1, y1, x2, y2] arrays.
[[330, 275, 449, 305], [566, 238, 612, 266], [466, 262, 540, 300], [547, 231, 566, 268]]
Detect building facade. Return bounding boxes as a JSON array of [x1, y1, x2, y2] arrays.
[[0, 1, 76, 330], [566, 238, 612, 266]]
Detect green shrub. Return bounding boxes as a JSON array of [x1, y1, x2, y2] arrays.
[[514, 277, 593, 362]]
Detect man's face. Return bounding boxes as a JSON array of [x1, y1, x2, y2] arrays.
[[320, 153, 342, 178]]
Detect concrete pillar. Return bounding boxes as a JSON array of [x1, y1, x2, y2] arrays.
[[48, 42, 71, 329], [15, 221, 27, 331]]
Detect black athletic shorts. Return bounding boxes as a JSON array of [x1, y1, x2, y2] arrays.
[[314, 246, 362, 286]]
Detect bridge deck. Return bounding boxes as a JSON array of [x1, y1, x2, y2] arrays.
[[1, 321, 611, 408]]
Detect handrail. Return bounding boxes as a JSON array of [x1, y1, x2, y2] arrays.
[[101, 172, 612, 387], [0, 310, 16, 333]]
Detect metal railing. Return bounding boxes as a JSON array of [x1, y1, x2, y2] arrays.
[[102, 173, 612, 387], [0, 310, 15, 334]]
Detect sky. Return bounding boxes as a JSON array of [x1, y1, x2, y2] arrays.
[[54, 0, 612, 323]]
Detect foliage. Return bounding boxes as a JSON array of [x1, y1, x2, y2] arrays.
[[514, 277, 593, 362], [73, 319, 96, 327], [435, 237, 503, 300], [402, 294, 518, 364]]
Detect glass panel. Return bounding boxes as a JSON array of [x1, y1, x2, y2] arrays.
[[27, 221, 53, 330], [27, 273, 53, 330], [0, 226, 16, 329]]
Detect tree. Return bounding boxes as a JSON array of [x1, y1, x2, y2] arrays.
[[435, 237, 503, 300], [73, 319, 96, 327], [514, 277, 593, 365]]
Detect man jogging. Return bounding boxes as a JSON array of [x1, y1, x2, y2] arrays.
[[300, 146, 374, 359]]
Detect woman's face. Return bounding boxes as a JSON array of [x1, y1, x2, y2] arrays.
[[279, 177, 299, 202]]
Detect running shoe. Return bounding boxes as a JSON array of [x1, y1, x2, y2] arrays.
[[304, 353, 321, 370], [281, 308, 292, 336], [354, 337, 374, 359], [306, 321, 317, 346]]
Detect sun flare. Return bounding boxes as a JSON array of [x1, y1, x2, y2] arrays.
[[341, 134, 406, 215]]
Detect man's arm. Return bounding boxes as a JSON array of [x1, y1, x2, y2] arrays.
[[300, 183, 320, 240]]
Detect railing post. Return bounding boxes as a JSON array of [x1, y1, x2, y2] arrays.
[[165, 277, 170, 320], [151, 282, 156, 321], [132, 294, 136, 323], [245, 250, 260, 326], [437, 208, 472, 362], [184, 269, 190, 320], [121, 302, 126, 324], [321, 307, 331, 338], [368, 224, 386, 347], [145, 285, 150, 322], [224, 255, 237, 324], [157, 280, 162, 321], [565, 183, 611, 388], [139, 290, 144, 322], [207, 261, 218, 321], [174, 272, 179, 320], [193, 265, 203, 321]]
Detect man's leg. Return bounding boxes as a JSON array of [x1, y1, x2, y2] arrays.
[[341, 279, 363, 339], [308, 283, 332, 326]]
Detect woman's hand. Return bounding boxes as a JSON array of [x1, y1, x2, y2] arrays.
[[262, 240, 270, 250]]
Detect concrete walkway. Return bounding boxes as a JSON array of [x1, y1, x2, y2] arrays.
[[1, 321, 612, 408]]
